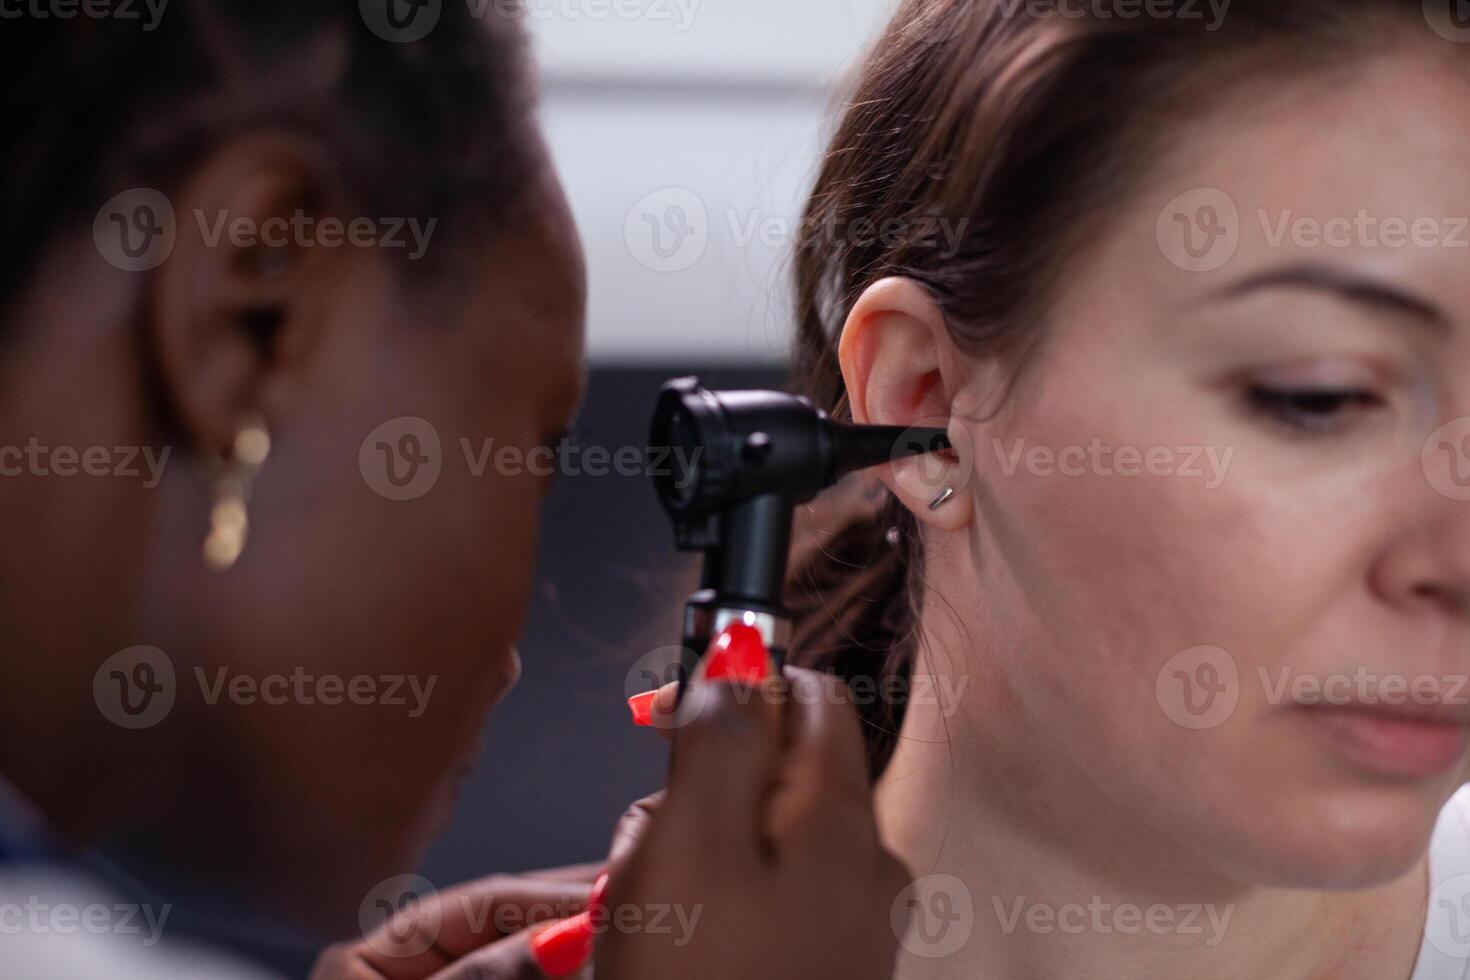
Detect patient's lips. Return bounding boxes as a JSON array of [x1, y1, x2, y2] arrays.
[[1292, 698, 1470, 778]]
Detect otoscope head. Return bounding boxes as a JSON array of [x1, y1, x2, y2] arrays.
[[650, 376, 950, 549]]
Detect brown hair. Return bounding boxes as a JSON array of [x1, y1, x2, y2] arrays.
[[786, 0, 1437, 778]]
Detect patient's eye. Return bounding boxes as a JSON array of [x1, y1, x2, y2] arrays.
[[1245, 385, 1383, 435]]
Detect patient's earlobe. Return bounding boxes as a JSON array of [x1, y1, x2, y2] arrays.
[[838, 277, 975, 532]]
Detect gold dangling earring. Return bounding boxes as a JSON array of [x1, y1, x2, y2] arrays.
[[202, 415, 272, 573]]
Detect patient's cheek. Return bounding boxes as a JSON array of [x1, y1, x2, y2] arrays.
[[985, 414, 1295, 735]]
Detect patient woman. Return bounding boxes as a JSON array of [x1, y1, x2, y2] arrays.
[[788, 1, 1470, 978], [0, 3, 904, 978]]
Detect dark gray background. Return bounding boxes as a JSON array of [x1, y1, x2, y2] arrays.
[[421, 363, 784, 882]]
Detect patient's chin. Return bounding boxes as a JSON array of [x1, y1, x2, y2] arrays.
[[1212, 789, 1444, 891]]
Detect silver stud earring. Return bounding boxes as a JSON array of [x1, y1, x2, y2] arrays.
[[928, 486, 956, 510]]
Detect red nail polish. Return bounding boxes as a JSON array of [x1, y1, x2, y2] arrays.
[[703, 623, 769, 684], [627, 691, 657, 727], [529, 875, 609, 977], [531, 912, 594, 978]]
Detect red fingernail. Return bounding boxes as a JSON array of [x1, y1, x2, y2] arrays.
[[531, 912, 593, 978], [627, 691, 657, 727], [529, 876, 608, 977], [703, 623, 769, 684]]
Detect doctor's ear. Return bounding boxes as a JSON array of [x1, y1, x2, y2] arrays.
[[837, 277, 988, 532], [150, 132, 355, 460]]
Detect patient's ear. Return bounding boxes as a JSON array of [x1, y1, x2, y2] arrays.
[[837, 277, 975, 532]]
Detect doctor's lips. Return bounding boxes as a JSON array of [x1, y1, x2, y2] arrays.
[[1290, 698, 1470, 778]]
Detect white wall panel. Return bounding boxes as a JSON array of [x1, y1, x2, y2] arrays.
[[526, 0, 899, 364]]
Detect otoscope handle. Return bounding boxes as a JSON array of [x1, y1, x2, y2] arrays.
[[629, 623, 775, 729], [681, 594, 790, 682]]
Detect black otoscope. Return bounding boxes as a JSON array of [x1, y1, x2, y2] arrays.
[[649, 376, 951, 676]]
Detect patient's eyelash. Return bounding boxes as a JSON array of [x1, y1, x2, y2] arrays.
[[1245, 385, 1382, 435]]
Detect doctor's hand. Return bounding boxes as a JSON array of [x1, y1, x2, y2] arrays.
[[309, 865, 596, 980], [595, 663, 911, 980]]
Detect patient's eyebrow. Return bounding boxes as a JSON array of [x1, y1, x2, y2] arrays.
[[1208, 263, 1448, 332]]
